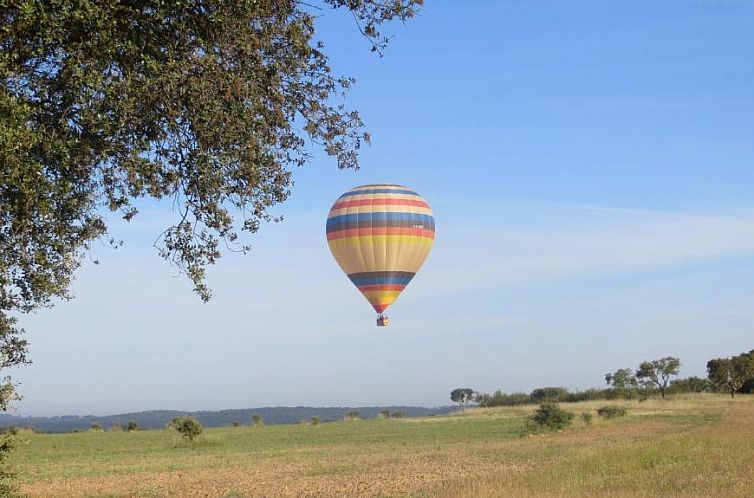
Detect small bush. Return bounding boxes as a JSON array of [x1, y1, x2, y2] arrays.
[[391, 411, 404, 419], [232, 421, 241, 427], [89, 422, 103, 432], [251, 414, 263, 426], [170, 417, 203, 441], [530, 402, 574, 430], [580, 412, 593, 425], [310, 416, 320, 426], [127, 421, 139, 432], [346, 410, 360, 421], [0, 433, 19, 496], [597, 405, 628, 419]]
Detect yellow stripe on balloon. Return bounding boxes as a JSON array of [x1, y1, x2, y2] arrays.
[[361, 290, 403, 300], [327, 236, 434, 247]]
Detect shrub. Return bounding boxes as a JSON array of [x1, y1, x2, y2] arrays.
[[89, 422, 103, 432], [597, 406, 628, 419], [127, 421, 139, 432], [232, 421, 241, 427], [530, 402, 574, 430], [379, 410, 391, 418], [564, 389, 609, 403], [391, 411, 404, 418], [346, 410, 360, 421], [580, 412, 593, 425], [251, 414, 263, 426], [170, 417, 203, 441], [476, 390, 532, 407], [310, 416, 320, 426], [668, 376, 711, 394], [0, 434, 18, 496]]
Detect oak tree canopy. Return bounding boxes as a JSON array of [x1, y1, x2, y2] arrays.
[[0, 0, 423, 407]]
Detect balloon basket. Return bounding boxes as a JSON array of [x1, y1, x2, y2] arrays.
[[376, 314, 390, 327]]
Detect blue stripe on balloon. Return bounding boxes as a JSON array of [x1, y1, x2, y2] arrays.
[[326, 212, 434, 230], [348, 275, 416, 286]]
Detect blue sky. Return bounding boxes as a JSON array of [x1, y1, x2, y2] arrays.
[[13, 0, 754, 415]]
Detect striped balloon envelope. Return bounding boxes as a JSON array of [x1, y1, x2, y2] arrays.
[[326, 184, 435, 326]]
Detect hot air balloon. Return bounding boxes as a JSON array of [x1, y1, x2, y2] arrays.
[[326, 184, 435, 326]]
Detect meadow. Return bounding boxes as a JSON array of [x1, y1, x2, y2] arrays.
[[9, 394, 754, 497]]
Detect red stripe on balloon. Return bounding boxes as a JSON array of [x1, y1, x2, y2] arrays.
[[357, 284, 406, 293], [326, 227, 435, 241]]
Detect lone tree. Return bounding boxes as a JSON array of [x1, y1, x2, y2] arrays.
[[251, 414, 263, 426], [636, 357, 680, 399], [450, 388, 475, 408], [0, 0, 421, 460], [170, 416, 203, 442], [707, 353, 754, 399]]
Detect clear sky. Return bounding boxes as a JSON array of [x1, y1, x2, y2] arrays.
[[13, 0, 754, 416]]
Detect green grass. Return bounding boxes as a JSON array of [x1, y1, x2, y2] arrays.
[[8, 394, 754, 497], [13, 415, 526, 482]]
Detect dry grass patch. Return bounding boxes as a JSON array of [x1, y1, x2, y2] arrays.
[[433, 396, 754, 498], [12, 394, 751, 498]]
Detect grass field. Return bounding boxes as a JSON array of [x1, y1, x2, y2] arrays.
[[8, 394, 754, 497]]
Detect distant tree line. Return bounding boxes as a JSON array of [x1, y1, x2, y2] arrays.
[[461, 349, 754, 408], [0, 406, 453, 434]]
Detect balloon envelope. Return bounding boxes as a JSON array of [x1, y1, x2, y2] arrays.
[[326, 184, 435, 315]]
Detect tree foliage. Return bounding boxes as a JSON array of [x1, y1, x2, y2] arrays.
[[668, 376, 711, 394], [605, 368, 640, 398], [0, 0, 422, 416], [530, 387, 569, 403], [171, 416, 203, 441], [636, 357, 680, 400], [707, 353, 754, 399], [530, 402, 573, 430], [0, 434, 18, 496], [741, 349, 754, 394], [450, 388, 474, 408]]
